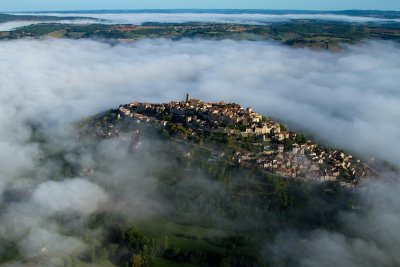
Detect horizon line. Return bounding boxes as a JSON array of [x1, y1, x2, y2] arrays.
[[3, 8, 400, 13]]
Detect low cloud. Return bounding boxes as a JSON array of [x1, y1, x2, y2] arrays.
[[32, 178, 108, 215], [8, 12, 400, 27], [0, 19, 98, 31], [20, 228, 86, 259], [0, 38, 399, 265], [1, 38, 399, 166], [270, 178, 400, 267]]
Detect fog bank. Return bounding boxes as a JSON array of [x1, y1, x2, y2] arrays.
[[8, 11, 400, 27], [1, 39, 399, 166], [0, 19, 99, 31], [0, 38, 400, 265]]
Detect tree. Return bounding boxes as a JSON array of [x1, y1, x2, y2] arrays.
[[220, 256, 233, 267], [294, 133, 307, 144], [198, 137, 204, 146], [70, 256, 77, 267], [90, 247, 96, 263], [161, 129, 170, 139], [163, 235, 169, 250], [132, 254, 145, 267], [282, 138, 294, 150], [117, 226, 156, 265]]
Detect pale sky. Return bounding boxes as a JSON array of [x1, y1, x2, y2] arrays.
[[1, 0, 400, 12]]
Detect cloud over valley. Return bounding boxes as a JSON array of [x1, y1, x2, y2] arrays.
[[0, 38, 399, 266], [9, 12, 400, 26]]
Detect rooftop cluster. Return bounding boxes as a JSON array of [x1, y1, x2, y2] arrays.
[[109, 95, 373, 185]]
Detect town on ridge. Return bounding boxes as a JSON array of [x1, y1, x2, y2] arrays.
[[93, 94, 374, 187]]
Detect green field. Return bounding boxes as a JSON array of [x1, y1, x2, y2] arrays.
[[1, 18, 400, 50]]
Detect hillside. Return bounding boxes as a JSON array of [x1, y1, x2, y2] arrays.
[[87, 96, 375, 187], [70, 97, 369, 266]]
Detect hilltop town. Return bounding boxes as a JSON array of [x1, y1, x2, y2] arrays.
[[91, 95, 374, 186]]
